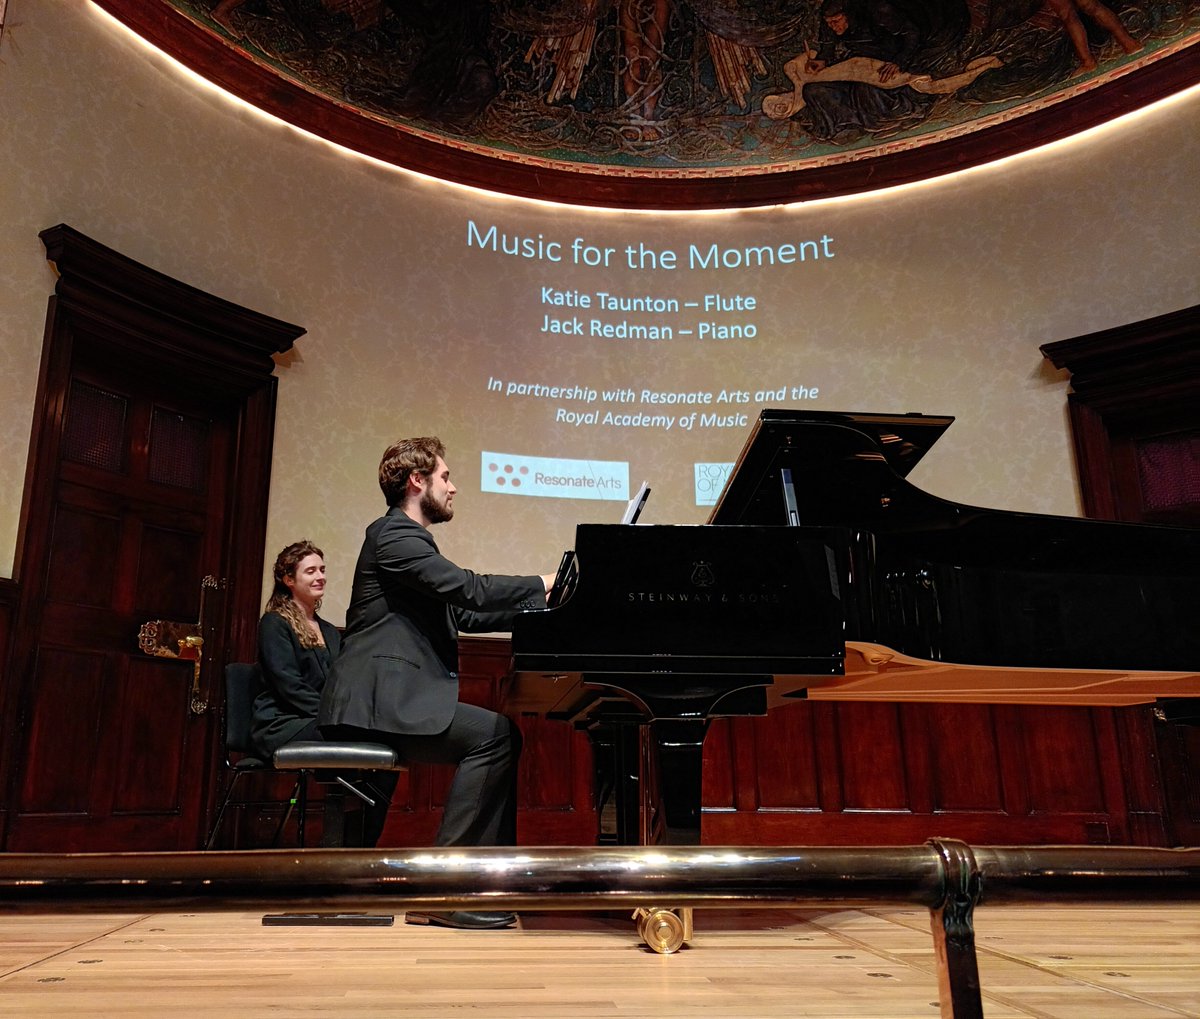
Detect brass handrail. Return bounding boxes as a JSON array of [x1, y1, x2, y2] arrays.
[[1, 842, 1196, 908], [2, 842, 1198, 1019]]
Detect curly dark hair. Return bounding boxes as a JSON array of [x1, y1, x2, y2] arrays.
[[265, 538, 326, 648], [378, 436, 446, 506]]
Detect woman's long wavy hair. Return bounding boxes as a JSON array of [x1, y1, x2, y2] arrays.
[[265, 539, 326, 648]]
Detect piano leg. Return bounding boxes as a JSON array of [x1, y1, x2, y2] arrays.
[[588, 718, 711, 846], [589, 722, 642, 845], [643, 718, 710, 846], [579, 675, 767, 848], [619, 720, 707, 953], [577, 682, 754, 954]]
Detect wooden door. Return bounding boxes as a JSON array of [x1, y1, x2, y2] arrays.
[[0, 225, 302, 852], [7, 353, 233, 850]]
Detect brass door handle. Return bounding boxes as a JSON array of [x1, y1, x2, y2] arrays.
[[137, 576, 224, 715], [179, 635, 205, 714]]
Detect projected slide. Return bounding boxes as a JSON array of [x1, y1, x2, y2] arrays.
[[456, 216, 837, 521]]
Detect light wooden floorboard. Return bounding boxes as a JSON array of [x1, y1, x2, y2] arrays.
[[1, 903, 1197, 1017]]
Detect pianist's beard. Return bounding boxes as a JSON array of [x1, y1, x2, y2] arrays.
[[421, 488, 454, 524]]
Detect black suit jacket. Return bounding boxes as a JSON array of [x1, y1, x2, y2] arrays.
[[251, 610, 341, 757], [318, 506, 545, 736]]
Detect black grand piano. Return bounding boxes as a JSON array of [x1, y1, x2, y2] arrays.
[[508, 410, 1200, 845]]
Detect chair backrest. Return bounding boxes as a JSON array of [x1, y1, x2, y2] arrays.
[[223, 662, 265, 757]]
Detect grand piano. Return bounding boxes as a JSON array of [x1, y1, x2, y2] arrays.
[[508, 410, 1200, 845]]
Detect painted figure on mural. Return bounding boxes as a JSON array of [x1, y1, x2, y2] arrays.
[[194, 0, 1189, 165], [760, 0, 956, 140], [1042, 0, 1142, 71], [762, 0, 1002, 136]]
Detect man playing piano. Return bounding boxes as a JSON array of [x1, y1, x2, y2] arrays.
[[318, 436, 554, 930]]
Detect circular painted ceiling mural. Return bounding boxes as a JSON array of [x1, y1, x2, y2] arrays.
[[98, 0, 1200, 207]]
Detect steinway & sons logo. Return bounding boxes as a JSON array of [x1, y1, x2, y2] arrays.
[[626, 560, 778, 605]]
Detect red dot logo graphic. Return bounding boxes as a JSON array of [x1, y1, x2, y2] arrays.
[[487, 458, 528, 489]]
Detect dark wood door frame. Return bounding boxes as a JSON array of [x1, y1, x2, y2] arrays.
[[1041, 303, 1200, 521], [1042, 302, 1200, 847], [0, 225, 303, 848]]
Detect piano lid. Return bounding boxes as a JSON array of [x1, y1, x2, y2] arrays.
[[709, 409, 954, 526], [705, 408, 950, 525]]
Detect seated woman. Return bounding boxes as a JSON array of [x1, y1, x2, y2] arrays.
[[251, 539, 389, 845], [250, 539, 339, 759]]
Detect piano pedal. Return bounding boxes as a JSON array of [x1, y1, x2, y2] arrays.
[[632, 906, 692, 954]]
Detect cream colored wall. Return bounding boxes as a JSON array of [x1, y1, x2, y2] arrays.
[[1, 1, 1197, 623]]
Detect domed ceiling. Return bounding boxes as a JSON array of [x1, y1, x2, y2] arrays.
[[97, 0, 1199, 208]]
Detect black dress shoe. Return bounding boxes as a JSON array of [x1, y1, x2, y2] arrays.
[[405, 910, 517, 930]]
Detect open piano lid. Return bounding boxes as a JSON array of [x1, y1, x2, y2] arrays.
[[708, 409, 955, 525]]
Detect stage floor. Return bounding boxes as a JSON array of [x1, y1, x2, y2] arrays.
[[2, 902, 1198, 1017]]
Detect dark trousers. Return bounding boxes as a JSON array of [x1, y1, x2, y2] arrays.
[[325, 701, 522, 848]]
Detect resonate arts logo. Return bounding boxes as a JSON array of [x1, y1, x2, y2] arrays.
[[481, 450, 629, 501]]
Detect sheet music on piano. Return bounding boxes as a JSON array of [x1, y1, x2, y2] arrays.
[[546, 482, 651, 609], [621, 481, 651, 525], [545, 549, 577, 610], [780, 468, 800, 526]]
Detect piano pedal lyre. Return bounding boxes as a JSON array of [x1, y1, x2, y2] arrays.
[[631, 906, 693, 954]]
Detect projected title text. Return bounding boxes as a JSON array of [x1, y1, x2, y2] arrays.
[[466, 220, 835, 270]]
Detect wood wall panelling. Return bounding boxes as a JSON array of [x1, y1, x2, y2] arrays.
[[444, 641, 1167, 850]]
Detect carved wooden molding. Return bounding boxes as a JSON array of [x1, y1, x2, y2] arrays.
[[39, 224, 303, 392], [1040, 304, 1200, 410], [1040, 304, 1200, 520]]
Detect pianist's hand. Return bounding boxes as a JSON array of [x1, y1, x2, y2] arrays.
[[541, 574, 556, 594]]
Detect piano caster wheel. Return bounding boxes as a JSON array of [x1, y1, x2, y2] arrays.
[[632, 906, 691, 954]]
